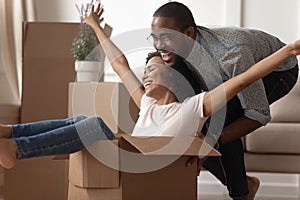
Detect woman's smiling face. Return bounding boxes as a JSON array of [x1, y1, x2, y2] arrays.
[[142, 56, 173, 99]]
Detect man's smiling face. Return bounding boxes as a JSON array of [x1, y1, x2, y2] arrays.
[[150, 16, 194, 66]]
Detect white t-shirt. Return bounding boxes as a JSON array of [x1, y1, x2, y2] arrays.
[[131, 92, 208, 136]]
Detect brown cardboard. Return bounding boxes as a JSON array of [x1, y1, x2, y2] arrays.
[[68, 182, 121, 200], [119, 135, 219, 200], [121, 134, 220, 156], [69, 140, 120, 188], [4, 22, 79, 200], [68, 82, 139, 134], [4, 158, 69, 200], [68, 135, 220, 200], [21, 22, 78, 122], [0, 104, 20, 124]]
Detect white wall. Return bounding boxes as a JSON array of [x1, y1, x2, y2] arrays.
[[242, 0, 300, 43], [176, 0, 226, 26], [34, 0, 167, 35]]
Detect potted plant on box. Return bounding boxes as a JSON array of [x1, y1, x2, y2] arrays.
[[71, 0, 103, 82]]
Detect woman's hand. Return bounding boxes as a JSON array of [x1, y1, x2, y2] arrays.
[[84, 3, 104, 29], [291, 39, 300, 56]]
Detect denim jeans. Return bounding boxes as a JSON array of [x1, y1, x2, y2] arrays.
[[202, 65, 299, 198], [12, 116, 115, 159]]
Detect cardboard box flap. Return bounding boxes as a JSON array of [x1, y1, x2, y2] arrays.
[[121, 135, 220, 157]]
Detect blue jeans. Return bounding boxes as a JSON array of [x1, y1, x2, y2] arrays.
[[11, 116, 115, 159], [202, 65, 299, 198]]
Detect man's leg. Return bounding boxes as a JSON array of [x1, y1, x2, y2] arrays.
[[203, 96, 250, 198]]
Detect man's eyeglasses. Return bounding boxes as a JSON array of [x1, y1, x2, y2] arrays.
[[147, 33, 175, 46], [147, 26, 191, 46]]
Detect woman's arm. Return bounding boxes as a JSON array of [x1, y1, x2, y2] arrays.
[[85, 4, 144, 108], [203, 39, 300, 117]]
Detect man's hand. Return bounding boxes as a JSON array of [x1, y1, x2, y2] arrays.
[[186, 156, 207, 174], [186, 132, 207, 174]]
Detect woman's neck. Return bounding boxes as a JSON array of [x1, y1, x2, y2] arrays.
[[155, 91, 178, 105]]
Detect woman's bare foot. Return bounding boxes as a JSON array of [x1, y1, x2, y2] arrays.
[[247, 176, 260, 200], [0, 138, 17, 169], [0, 124, 12, 138]]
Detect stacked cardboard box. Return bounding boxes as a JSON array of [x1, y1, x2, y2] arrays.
[[67, 82, 220, 200], [4, 22, 78, 200]]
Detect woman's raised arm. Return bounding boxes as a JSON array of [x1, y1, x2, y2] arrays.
[[85, 4, 144, 108], [202, 39, 300, 117]]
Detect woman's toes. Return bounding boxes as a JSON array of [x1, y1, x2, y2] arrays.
[[0, 139, 17, 169], [0, 125, 12, 138]]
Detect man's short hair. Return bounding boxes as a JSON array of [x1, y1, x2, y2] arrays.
[[153, 1, 196, 29]]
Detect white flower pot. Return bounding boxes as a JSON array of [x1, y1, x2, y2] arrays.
[[75, 61, 104, 82]]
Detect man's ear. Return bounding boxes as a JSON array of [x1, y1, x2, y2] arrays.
[[184, 26, 196, 39]]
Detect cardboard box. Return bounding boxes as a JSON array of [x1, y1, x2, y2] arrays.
[[0, 104, 20, 124], [68, 82, 139, 134], [68, 183, 121, 200], [67, 81, 220, 200], [68, 135, 220, 200], [4, 22, 79, 200], [69, 140, 120, 188], [21, 22, 77, 122]]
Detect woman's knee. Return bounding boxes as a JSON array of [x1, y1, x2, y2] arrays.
[[86, 116, 104, 123], [83, 116, 114, 140], [74, 115, 88, 122]]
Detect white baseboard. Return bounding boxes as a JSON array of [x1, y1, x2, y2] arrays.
[[198, 171, 300, 198]]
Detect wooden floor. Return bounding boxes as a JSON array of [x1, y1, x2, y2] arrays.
[[198, 194, 300, 200], [0, 187, 298, 200]]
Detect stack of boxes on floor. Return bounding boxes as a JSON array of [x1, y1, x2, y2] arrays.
[[4, 22, 78, 200], [67, 82, 220, 200]]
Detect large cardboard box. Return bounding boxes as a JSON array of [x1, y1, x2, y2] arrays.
[[4, 22, 79, 200], [67, 81, 220, 200], [21, 22, 77, 122], [68, 82, 139, 134], [68, 135, 220, 200], [69, 140, 120, 188]]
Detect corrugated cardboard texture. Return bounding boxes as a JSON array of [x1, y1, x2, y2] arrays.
[[69, 140, 119, 188], [68, 82, 139, 134], [119, 136, 199, 200], [21, 22, 77, 122], [68, 182, 121, 200], [4, 158, 69, 200], [68, 135, 220, 200], [121, 134, 220, 156], [0, 104, 20, 124], [4, 22, 79, 200]]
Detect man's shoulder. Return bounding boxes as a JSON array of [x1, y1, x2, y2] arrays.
[[199, 26, 276, 45]]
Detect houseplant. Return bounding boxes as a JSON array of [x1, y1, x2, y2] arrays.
[[71, 0, 103, 82]]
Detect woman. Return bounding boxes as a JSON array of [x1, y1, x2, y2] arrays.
[[0, 3, 299, 170]]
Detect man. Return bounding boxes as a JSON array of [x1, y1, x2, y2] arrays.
[[149, 2, 299, 200]]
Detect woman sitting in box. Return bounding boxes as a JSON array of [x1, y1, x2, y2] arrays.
[[0, 4, 299, 171]]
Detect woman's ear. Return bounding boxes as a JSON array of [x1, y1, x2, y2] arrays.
[[184, 26, 196, 39]]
